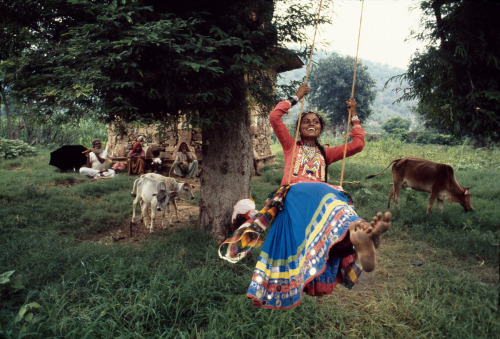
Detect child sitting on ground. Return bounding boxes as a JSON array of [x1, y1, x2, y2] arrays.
[[151, 150, 162, 173]]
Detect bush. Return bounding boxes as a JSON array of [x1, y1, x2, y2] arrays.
[[0, 138, 37, 159], [416, 130, 460, 145], [387, 128, 410, 142], [377, 134, 407, 151], [382, 116, 411, 134]]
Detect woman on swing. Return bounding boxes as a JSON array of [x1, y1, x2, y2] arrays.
[[220, 84, 391, 309]]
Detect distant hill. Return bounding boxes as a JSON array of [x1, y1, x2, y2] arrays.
[[277, 51, 419, 133]]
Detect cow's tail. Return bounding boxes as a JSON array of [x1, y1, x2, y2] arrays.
[[366, 159, 401, 179], [131, 178, 140, 197]]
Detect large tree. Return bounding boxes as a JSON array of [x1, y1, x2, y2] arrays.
[[307, 53, 376, 130], [0, 0, 334, 238], [392, 0, 500, 142]]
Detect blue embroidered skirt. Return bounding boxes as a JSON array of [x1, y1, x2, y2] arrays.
[[247, 182, 363, 309]]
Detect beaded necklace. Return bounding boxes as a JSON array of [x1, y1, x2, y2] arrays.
[[302, 143, 317, 162], [292, 143, 326, 181]]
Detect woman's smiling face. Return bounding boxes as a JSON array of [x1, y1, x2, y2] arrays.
[[299, 113, 322, 140]]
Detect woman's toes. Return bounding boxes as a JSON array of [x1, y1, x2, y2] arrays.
[[384, 211, 392, 222]]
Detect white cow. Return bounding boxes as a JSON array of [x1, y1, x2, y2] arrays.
[[133, 173, 195, 224], [131, 177, 175, 233]]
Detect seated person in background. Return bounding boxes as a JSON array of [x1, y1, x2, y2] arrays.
[[151, 150, 162, 173], [173, 142, 198, 178], [79, 139, 115, 179], [253, 150, 262, 176], [127, 142, 146, 175]]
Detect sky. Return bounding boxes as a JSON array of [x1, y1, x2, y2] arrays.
[[303, 0, 428, 69]]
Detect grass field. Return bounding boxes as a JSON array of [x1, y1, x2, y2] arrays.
[[0, 141, 498, 338]]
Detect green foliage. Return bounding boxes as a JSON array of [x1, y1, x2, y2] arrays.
[[391, 0, 500, 142], [382, 116, 411, 134], [0, 117, 107, 147], [15, 302, 41, 324], [0, 138, 37, 159], [384, 128, 410, 142], [415, 129, 461, 145], [0, 0, 334, 128], [0, 271, 24, 297], [308, 53, 377, 126]]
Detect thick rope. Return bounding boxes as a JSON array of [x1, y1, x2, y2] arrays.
[[339, 0, 364, 187], [287, 0, 323, 184]]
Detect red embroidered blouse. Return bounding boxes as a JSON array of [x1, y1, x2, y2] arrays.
[[270, 100, 365, 186]]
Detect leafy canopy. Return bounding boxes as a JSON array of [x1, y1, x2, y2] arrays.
[[0, 0, 334, 128], [307, 53, 376, 126], [391, 0, 500, 142], [382, 116, 412, 134]]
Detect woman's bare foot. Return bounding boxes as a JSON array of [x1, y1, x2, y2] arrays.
[[349, 212, 391, 272]]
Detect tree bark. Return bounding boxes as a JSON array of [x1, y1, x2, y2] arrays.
[[432, 0, 448, 49], [199, 95, 253, 241], [11, 118, 25, 140], [0, 83, 12, 139]]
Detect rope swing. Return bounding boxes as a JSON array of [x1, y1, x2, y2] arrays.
[[339, 0, 365, 187], [287, 0, 323, 185], [287, 0, 365, 187]]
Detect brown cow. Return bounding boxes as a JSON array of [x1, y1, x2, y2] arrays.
[[366, 157, 473, 214]]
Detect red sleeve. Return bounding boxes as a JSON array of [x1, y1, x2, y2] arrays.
[[324, 125, 365, 165], [269, 101, 295, 152]]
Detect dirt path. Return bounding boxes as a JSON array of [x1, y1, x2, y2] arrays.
[[83, 176, 201, 244]]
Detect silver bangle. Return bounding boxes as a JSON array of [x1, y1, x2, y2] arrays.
[[351, 115, 360, 121]]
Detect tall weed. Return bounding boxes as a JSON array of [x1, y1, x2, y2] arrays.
[[0, 117, 107, 147]]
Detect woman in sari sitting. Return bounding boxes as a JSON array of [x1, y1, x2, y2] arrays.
[[127, 142, 146, 175], [219, 84, 391, 309]]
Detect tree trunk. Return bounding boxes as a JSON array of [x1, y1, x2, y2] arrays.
[[0, 83, 12, 139], [11, 119, 25, 140], [432, 0, 448, 49], [199, 98, 253, 241]]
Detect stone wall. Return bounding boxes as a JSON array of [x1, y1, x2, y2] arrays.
[[251, 111, 276, 169], [105, 122, 203, 164], [105, 112, 275, 171]]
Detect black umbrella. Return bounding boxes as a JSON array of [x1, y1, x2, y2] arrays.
[[49, 145, 88, 171]]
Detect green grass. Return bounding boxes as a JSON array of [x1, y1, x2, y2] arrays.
[[0, 142, 498, 338]]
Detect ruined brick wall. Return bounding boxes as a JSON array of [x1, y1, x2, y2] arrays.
[[106, 112, 275, 170], [105, 122, 203, 163], [250, 111, 276, 169]]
